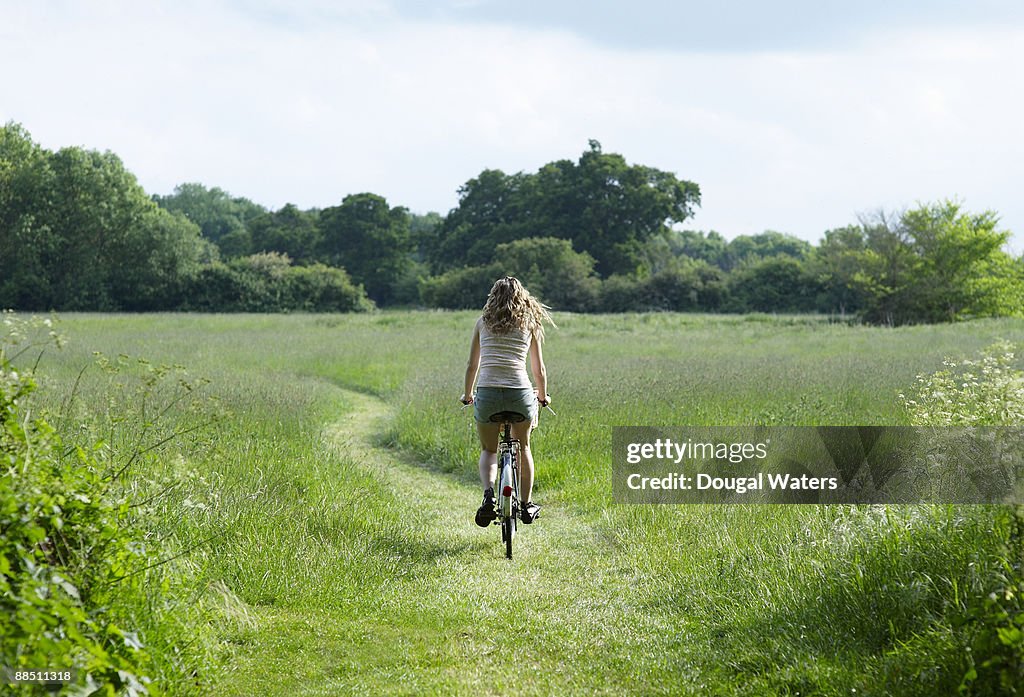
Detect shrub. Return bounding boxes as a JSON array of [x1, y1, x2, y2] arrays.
[[1, 313, 229, 694], [420, 237, 601, 312], [1, 314, 152, 694], [725, 256, 821, 313], [420, 263, 503, 310], [643, 263, 725, 311], [900, 341, 1024, 693], [284, 263, 376, 312], [491, 237, 601, 312], [597, 261, 725, 312], [598, 274, 644, 312], [899, 341, 1024, 426], [185, 253, 373, 312]]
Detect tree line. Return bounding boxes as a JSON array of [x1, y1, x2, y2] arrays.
[[2, 123, 1022, 324]]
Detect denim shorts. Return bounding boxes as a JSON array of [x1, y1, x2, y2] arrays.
[[473, 386, 538, 425]]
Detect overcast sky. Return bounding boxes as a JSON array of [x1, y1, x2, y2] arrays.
[[3, 0, 1023, 249]]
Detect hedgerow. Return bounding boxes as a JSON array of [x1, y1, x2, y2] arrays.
[[2, 313, 222, 696]]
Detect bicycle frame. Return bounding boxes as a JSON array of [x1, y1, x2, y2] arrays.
[[496, 423, 521, 518]]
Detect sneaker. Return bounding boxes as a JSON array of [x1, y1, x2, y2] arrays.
[[475, 487, 497, 527], [521, 501, 541, 524]]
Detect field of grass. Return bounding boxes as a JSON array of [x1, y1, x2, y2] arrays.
[[17, 312, 1024, 695]]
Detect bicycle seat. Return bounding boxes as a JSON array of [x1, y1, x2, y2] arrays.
[[488, 410, 528, 423]]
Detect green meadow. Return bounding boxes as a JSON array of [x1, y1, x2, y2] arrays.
[[17, 312, 1024, 695]]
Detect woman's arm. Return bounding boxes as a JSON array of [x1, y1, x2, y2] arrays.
[[529, 332, 549, 403], [461, 321, 481, 402]]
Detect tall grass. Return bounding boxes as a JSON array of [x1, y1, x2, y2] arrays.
[[13, 311, 1024, 695]]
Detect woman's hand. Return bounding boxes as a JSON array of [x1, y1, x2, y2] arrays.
[[460, 394, 474, 405], [537, 392, 551, 407]]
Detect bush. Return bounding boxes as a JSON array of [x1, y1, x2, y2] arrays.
[[725, 256, 821, 313], [598, 274, 644, 312], [1, 315, 152, 694], [420, 263, 503, 310], [646, 262, 725, 311], [900, 341, 1024, 693], [1, 313, 232, 694], [421, 237, 601, 312], [185, 253, 373, 312], [900, 341, 1024, 426], [597, 261, 725, 312], [490, 237, 601, 312], [284, 263, 376, 312]]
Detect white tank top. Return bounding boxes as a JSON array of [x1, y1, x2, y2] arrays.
[[477, 318, 532, 389]]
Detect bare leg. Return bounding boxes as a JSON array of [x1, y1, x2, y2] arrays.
[[511, 421, 535, 502], [476, 423, 500, 490]]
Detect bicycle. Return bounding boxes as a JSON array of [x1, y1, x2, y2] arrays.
[[490, 409, 528, 559], [464, 398, 553, 560]]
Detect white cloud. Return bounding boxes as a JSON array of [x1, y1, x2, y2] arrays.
[[1, 1, 1021, 247]]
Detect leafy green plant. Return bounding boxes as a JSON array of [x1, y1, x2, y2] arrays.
[[900, 340, 1024, 694], [1, 314, 152, 695], [2, 313, 229, 695], [959, 524, 1024, 695], [899, 340, 1024, 426]]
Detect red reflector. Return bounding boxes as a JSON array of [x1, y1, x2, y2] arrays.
[[502, 486, 513, 497]]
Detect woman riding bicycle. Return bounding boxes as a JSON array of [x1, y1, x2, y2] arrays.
[[460, 276, 554, 527]]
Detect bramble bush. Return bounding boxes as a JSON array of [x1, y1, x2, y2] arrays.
[[900, 341, 1024, 694]]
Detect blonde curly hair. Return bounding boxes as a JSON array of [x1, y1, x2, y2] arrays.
[[481, 276, 555, 342]]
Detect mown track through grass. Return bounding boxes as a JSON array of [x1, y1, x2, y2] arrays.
[[218, 386, 713, 695]]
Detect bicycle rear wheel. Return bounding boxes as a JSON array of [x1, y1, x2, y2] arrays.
[[502, 516, 515, 559]]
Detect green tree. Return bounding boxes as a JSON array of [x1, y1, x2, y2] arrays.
[[153, 182, 264, 258], [0, 123, 57, 308], [662, 229, 729, 269], [491, 237, 601, 312], [0, 123, 212, 311], [726, 256, 821, 313], [248, 203, 320, 263], [724, 230, 811, 271], [397, 212, 443, 306], [850, 211, 917, 325], [854, 202, 1022, 324], [319, 193, 412, 305], [807, 225, 870, 316], [409, 211, 443, 262], [428, 169, 529, 271], [568, 141, 701, 276], [428, 141, 701, 277], [901, 201, 1020, 322], [111, 208, 213, 310]]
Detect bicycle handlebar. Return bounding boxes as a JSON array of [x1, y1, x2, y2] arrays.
[[459, 395, 556, 416]]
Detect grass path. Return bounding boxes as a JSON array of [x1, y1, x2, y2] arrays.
[[216, 386, 707, 696]]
